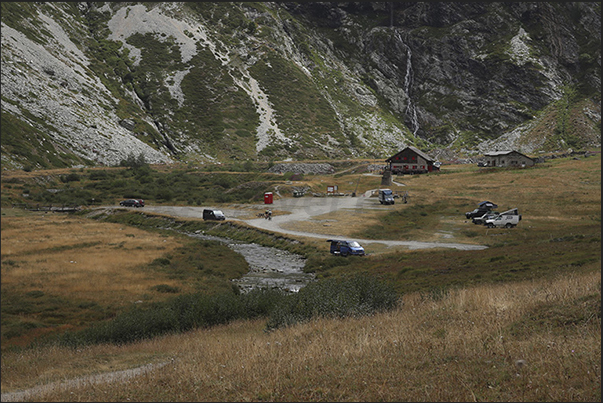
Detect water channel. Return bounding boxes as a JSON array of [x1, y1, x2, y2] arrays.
[[185, 231, 315, 293]]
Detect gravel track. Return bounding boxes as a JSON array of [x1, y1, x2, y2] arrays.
[[1, 361, 173, 402], [142, 193, 488, 251]]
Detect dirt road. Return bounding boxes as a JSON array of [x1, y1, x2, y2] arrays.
[[141, 192, 487, 251]]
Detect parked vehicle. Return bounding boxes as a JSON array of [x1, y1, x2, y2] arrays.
[[465, 200, 498, 219], [486, 208, 521, 228], [203, 209, 226, 221], [119, 199, 143, 207], [378, 189, 395, 205], [472, 211, 499, 225], [327, 239, 365, 256]]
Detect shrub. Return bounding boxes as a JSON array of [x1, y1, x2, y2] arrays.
[[88, 170, 108, 180], [60, 173, 81, 183], [50, 276, 398, 347], [239, 287, 289, 317], [265, 274, 400, 331], [119, 152, 148, 169], [53, 287, 288, 347], [155, 189, 173, 201], [151, 284, 180, 294], [152, 257, 171, 266]]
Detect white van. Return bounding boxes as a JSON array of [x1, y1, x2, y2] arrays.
[[378, 189, 395, 205], [203, 209, 226, 221], [485, 208, 521, 228]]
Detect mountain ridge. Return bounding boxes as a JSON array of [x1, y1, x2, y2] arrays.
[[1, 2, 600, 170]]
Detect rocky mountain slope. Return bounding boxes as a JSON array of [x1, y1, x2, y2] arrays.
[[1, 2, 600, 170]]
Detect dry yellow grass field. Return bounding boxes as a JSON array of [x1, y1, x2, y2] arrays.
[[1, 269, 599, 401], [1, 208, 192, 351], [1, 211, 185, 304]]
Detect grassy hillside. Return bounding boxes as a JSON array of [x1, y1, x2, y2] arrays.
[[0, 153, 600, 401], [1, 272, 599, 401]]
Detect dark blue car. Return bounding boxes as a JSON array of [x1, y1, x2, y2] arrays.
[[119, 199, 144, 207], [327, 239, 365, 257]]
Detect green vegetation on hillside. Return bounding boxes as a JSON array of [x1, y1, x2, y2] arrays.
[[0, 164, 282, 208], [0, 112, 91, 169], [249, 52, 343, 159]]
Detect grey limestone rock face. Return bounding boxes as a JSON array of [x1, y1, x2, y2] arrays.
[[1, 2, 600, 169]]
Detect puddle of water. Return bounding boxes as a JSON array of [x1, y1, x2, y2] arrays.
[[187, 231, 315, 293]]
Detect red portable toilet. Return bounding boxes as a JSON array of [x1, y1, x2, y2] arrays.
[[264, 192, 273, 204]]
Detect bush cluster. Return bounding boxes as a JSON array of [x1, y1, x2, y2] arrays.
[[265, 275, 400, 330], [55, 287, 287, 347], [24, 163, 280, 208], [52, 275, 399, 347]]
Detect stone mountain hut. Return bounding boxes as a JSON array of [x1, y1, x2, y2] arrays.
[[385, 146, 440, 175], [483, 150, 535, 167]]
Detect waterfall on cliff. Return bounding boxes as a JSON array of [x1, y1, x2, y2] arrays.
[[395, 31, 419, 136]]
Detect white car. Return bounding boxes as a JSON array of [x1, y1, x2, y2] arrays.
[[486, 208, 521, 228], [472, 211, 500, 225]]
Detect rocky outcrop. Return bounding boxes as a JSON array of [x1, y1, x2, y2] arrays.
[[267, 163, 335, 175], [0, 2, 600, 169]]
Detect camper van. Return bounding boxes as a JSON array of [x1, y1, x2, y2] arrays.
[[378, 189, 395, 205]]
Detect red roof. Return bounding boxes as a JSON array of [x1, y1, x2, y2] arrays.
[[385, 146, 434, 163]]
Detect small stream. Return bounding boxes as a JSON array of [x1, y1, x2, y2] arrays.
[[186, 231, 315, 293]]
